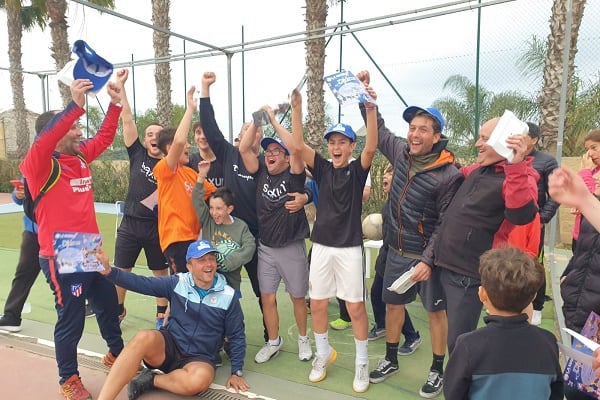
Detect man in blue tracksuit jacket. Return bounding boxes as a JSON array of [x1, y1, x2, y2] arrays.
[[96, 239, 249, 400]]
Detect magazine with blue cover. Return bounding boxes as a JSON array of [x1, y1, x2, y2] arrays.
[[324, 70, 376, 106], [53, 231, 103, 274], [563, 311, 600, 398]]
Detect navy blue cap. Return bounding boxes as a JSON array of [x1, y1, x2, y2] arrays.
[[186, 240, 219, 262], [323, 123, 356, 142], [261, 137, 289, 155], [72, 40, 113, 93], [403, 106, 445, 134]]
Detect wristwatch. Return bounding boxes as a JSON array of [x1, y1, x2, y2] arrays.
[[233, 370, 243, 377]]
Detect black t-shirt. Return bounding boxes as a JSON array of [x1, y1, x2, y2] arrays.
[[200, 98, 259, 236], [255, 164, 309, 247], [188, 152, 225, 189], [310, 153, 369, 247], [124, 140, 160, 220]]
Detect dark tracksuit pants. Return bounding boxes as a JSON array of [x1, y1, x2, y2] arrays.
[[533, 225, 547, 311], [244, 243, 269, 342], [40, 257, 124, 383], [2, 231, 40, 320]]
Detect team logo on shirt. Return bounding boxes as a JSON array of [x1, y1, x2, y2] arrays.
[[71, 283, 83, 298], [210, 296, 217, 304]]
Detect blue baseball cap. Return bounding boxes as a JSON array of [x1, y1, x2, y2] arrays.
[[72, 40, 113, 93], [323, 123, 356, 142], [403, 106, 445, 134], [261, 137, 289, 155], [186, 239, 219, 262]]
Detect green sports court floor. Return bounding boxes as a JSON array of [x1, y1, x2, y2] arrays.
[[0, 200, 570, 399]]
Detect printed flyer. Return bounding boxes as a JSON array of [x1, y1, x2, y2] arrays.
[[324, 70, 376, 106], [53, 231, 103, 274]]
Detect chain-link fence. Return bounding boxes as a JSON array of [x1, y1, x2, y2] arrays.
[[2, 0, 599, 157]]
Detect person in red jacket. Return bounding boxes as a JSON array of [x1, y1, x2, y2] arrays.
[[20, 79, 124, 400]]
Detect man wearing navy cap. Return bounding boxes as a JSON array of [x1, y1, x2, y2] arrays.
[[357, 70, 462, 398], [239, 106, 313, 365], [95, 239, 248, 400]]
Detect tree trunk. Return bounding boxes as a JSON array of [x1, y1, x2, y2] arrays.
[[305, 0, 327, 150], [46, 0, 72, 107], [152, 0, 173, 128], [539, 0, 586, 155], [7, 0, 31, 158]]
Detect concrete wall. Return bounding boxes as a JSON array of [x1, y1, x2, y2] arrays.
[[0, 109, 38, 160]]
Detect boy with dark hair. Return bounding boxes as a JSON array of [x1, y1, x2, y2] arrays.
[[153, 86, 216, 274], [444, 246, 563, 400], [192, 169, 256, 293]]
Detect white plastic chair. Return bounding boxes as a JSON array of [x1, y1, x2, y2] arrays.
[[114, 201, 125, 238]]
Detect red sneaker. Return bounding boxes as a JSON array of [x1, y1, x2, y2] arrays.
[[59, 374, 91, 400]]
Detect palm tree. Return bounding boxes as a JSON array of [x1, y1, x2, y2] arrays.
[[304, 0, 328, 149], [44, 0, 115, 107], [2, 0, 47, 158], [433, 74, 537, 163], [538, 0, 586, 155], [151, 0, 172, 128], [518, 34, 599, 157]]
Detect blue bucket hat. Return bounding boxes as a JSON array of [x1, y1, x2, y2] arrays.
[[323, 123, 356, 142], [261, 137, 289, 155], [72, 40, 113, 93], [186, 239, 219, 262], [403, 106, 445, 134]]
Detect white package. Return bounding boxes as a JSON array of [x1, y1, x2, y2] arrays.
[[486, 110, 529, 162]]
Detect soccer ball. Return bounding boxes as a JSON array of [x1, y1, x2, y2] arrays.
[[362, 213, 383, 241]]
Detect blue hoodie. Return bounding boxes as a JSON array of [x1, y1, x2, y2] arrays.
[[106, 269, 245, 374]]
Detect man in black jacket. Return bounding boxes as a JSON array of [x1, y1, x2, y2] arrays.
[[434, 117, 538, 359], [524, 122, 559, 325]]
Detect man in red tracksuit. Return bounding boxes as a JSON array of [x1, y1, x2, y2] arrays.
[[20, 79, 124, 400]]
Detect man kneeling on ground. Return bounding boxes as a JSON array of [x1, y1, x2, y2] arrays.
[[96, 239, 249, 400]]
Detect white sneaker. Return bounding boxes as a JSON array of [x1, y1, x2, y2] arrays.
[[298, 336, 313, 361], [254, 337, 283, 363], [531, 310, 542, 326], [309, 347, 337, 382], [353, 363, 370, 393]]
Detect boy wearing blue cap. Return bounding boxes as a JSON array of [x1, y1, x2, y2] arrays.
[[95, 239, 248, 400], [285, 82, 378, 393]]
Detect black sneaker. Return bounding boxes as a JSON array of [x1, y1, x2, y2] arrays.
[[0, 314, 22, 332], [127, 368, 156, 400], [398, 334, 422, 355], [369, 358, 399, 383], [419, 370, 443, 398]]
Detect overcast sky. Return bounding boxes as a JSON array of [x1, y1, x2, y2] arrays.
[[1, 0, 598, 138]]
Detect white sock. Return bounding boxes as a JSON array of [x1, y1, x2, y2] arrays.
[[355, 338, 368, 365], [268, 336, 281, 346], [314, 331, 330, 358]]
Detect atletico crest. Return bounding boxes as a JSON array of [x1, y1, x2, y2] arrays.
[[71, 283, 83, 298]]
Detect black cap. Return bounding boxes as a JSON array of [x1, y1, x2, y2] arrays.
[[526, 122, 541, 138]]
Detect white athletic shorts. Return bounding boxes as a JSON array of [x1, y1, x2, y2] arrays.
[[309, 243, 366, 303]]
